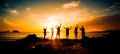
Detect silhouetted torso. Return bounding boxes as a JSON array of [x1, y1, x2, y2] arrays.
[[44, 27, 47, 39], [57, 27, 60, 35], [66, 28, 69, 35], [74, 26, 78, 39], [56, 23, 61, 39], [64, 26, 72, 39], [51, 27, 54, 38], [74, 27, 78, 33], [80, 26, 86, 38]]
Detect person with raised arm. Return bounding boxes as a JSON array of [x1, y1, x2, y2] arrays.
[[51, 26, 54, 38], [56, 23, 61, 39], [43, 27, 47, 39], [63, 26, 72, 39], [74, 24, 78, 39], [80, 26, 86, 39]]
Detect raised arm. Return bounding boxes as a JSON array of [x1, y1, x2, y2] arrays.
[[45, 27, 47, 29], [63, 26, 66, 29], [60, 23, 62, 28], [69, 26, 72, 29]]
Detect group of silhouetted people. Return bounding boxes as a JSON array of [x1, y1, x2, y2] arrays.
[[43, 23, 61, 39], [43, 23, 86, 39], [74, 24, 86, 39]]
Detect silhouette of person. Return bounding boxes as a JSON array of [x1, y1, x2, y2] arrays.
[[43, 27, 47, 39], [56, 23, 61, 39], [51, 26, 54, 38], [80, 26, 86, 39], [63, 26, 72, 39], [74, 24, 78, 39]]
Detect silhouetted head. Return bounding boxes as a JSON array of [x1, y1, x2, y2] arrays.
[[56, 25, 59, 27], [82, 26, 84, 28], [51, 26, 54, 28], [75, 24, 78, 27], [67, 27, 69, 29], [76, 24, 78, 26]]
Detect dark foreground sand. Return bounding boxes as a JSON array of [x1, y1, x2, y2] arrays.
[[0, 30, 119, 54], [0, 38, 91, 54]]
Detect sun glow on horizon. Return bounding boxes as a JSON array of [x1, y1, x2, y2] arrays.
[[46, 16, 58, 39], [49, 22, 57, 39], [1, 0, 116, 33]]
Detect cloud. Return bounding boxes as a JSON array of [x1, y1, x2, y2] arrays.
[[63, 1, 80, 8], [105, 3, 120, 10], [85, 14, 120, 30], [7, 9, 19, 16], [105, 2, 120, 15], [52, 0, 99, 25], [3, 18, 18, 27], [26, 8, 31, 11], [5, 4, 10, 7], [0, 17, 1, 19]]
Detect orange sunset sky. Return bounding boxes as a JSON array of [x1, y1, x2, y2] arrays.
[[0, 0, 120, 32]]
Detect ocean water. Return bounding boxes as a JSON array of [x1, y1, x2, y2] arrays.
[[0, 32, 109, 41]]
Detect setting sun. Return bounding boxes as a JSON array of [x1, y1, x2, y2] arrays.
[[49, 22, 57, 39]]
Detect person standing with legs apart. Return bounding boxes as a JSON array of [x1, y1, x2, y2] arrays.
[[80, 26, 86, 39], [74, 24, 78, 39], [43, 27, 47, 39], [51, 26, 54, 39], [63, 26, 72, 39], [56, 23, 61, 39]]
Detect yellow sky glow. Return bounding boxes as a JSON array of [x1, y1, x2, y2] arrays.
[[3, 1, 101, 32]]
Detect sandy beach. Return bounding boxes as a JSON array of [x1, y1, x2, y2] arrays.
[[1, 30, 119, 54], [0, 38, 91, 54]]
